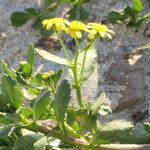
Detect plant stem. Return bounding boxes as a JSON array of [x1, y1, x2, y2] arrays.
[[36, 122, 150, 150], [72, 38, 83, 108], [80, 40, 94, 82], [56, 32, 72, 65]]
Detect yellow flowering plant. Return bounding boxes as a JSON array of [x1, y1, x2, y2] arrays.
[[39, 18, 114, 108], [1, 17, 150, 149]]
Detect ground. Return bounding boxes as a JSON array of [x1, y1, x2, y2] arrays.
[[0, 0, 150, 130]]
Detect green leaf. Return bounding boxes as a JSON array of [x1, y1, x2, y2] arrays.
[[17, 61, 32, 78], [14, 134, 43, 150], [22, 87, 38, 100], [100, 125, 150, 144], [132, 0, 143, 12], [77, 48, 97, 83], [0, 61, 16, 78], [20, 107, 33, 118], [90, 93, 106, 115], [100, 120, 133, 132], [1, 74, 22, 109], [25, 8, 37, 16], [34, 136, 47, 150], [27, 44, 35, 70], [40, 28, 54, 37], [55, 80, 71, 124], [44, 0, 56, 8], [96, 120, 133, 143], [0, 124, 15, 138], [79, 6, 89, 21], [138, 43, 150, 50], [10, 8, 38, 27], [0, 113, 18, 124], [35, 48, 69, 66], [98, 105, 112, 116], [68, 6, 77, 20], [0, 146, 11, 150], [144, 123, 150, 134], [108, 10, 123, 23], [33, 90, 50, 120]]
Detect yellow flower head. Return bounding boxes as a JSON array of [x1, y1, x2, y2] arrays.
[[65, 21, 88, 39], [88, 23, 114, 39], [42, 18, 69, 31]]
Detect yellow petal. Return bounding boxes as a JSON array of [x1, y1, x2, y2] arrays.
[[99, 32, 105, 38], [42, 19, 50, 27], [105, 33, 112, 39], [90, 29, 97, 35], [65, 28, 70, 34], [108, 29, 115, 34], [75, 31, 82, 39], [46, 22, 53, 30]]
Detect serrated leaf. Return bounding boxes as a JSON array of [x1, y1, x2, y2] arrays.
[[0, 61, 16, 78], [79, 6, 89, 21], [34, 136, 47, 150], [96, 120, 133, 143], [100, 120, 133, 132], [14, 134, 43, 150], [35, 48, 69, 66], [1, 74, 22, 109], [0, 112, 18, 124], [0, 124, 15, 138], [144, 123, 150, 134], [27, 44, 35, 70], [132, 0, 143, 12], [68, 6, 77, 20], [33, 90, 50, 120], [90, 93, 106, 115], [55, 80, 71, 124], [77, 48, 96, 83]]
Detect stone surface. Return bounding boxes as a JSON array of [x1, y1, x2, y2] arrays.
[[104, 51, 145, 111]]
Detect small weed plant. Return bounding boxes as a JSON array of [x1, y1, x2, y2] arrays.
[[0, 17, 150, 150]]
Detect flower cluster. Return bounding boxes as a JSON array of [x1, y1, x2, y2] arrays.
[[42, 18, 114, 39]]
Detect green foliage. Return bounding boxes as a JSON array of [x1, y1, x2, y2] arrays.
[[3, 2, 150, 147], [108, 0, 150, 28], [33, 90, 51, 121], [0, 43, 150, 149], [77, 48, 96, 83], [10, 8, 38, 27], [10, 0, 91, 36], [14, 134, 44, 150], [55, 80, 71, 130], [1, 74, 23, 110], [35, 48, 69, 66], [144, 123, 150, 135], [0, 125, 15, 138]]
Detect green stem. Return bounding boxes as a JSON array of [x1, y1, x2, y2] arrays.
[[80, 40, 94, 82], [72, 38, 83, 108], [56, 32, 72, 65]]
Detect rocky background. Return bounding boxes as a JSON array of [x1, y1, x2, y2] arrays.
[[0, 0, 150, 125]]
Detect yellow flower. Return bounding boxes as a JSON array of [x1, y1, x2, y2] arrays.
[[42, 18, 69, 31], [65, 21, 88, 39], [88, 23, 114, 39]]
